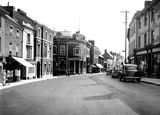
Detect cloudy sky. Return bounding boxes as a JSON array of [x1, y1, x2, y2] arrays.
[[1, 0, 147, 55]]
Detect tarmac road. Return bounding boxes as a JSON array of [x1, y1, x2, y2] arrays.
[[0, 73, 160, 115]]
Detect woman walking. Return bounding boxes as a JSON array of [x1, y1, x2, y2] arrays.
[[1, 70, 7, 86]]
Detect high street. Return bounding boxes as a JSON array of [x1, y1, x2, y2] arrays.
[[0, 73, 160, 115]]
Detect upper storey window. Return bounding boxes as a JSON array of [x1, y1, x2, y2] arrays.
[[10, 25, 13, 35], [45, 31, 48, 39], [60, 45, 65, 56], [151, 8, 155, 21], [38, 28, 41, 37], [73, 47, 81, 56], [144, 13, 147, 26], [139, 18, 141, 29]]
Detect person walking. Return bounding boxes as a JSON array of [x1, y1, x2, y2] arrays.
[[67, 69, 70, 77], [1, 70, 7, 86]]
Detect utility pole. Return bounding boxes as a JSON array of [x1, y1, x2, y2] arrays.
[[121, 11, 130, 64]]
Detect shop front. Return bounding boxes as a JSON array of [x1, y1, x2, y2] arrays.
[[6, 56, 35, 81]]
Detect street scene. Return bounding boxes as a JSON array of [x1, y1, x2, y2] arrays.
[[1, 0, 160, 114], [1, 73, 160, 115]]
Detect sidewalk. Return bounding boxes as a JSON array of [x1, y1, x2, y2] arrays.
[[141, 77, 160, 86], [0, 76, 59, 90]]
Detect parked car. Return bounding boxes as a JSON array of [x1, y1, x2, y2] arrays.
[[112, 69, 122, 78], [119, 64, 141, 82]]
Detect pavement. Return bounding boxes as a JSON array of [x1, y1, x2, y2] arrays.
[[141, 77, 160, 86], [0, 73, 160, 90]]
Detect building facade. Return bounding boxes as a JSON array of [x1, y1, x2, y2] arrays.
[[0, 6, 24, 81], [41, 25, 54, 77], [128, 0, 160, 78], [53, 31, 91, 75]]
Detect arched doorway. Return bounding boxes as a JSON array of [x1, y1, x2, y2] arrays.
[[37, 61, 41, 78]]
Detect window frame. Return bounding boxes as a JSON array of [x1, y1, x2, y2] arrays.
[[10, 25, 13, 35], [60, 45, 65, 56], [53, 45, 57, 55]]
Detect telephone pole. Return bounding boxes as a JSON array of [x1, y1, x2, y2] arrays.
[[121, 11, 130, 64]]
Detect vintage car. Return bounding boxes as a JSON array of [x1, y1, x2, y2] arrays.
[[111, 69, 122, 78], [119, 64, 141, 82]]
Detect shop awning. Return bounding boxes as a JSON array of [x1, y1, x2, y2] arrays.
[[12, 56, 34, 67], [95, 63, 103, 68], [91, 64, 97, 68]]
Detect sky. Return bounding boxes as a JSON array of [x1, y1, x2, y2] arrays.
[[1, 0, 147, 55]]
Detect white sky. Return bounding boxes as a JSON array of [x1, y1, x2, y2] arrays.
[[1, 0, 146, 55]]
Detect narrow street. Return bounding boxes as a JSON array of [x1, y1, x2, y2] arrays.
[[0, 73, 160, 115]]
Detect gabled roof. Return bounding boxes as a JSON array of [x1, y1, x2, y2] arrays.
[[102, 51, 113, 60]]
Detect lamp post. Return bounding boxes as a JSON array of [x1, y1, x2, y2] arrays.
[[121, 11, 129, 64]]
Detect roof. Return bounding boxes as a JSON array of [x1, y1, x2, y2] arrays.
[[102, 51, 114, 59], [99, 54, 104, 58]]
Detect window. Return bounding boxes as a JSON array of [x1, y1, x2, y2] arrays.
[[10, 26, 13, 35], [37, 44, 40, 57], [49, 47, 52, 58], [38, 28, 41, 37], [139, 36, 141, 48], [26, 47, 32, 59], [151, 8, 155, 21], [50, 34, 52, 41], [73, 47, 81, 56], [144, 14, 147, 26], [60, 45, 65, 55], [0, 18, 1, 28], [45, 31, 48, 39], [16, 44, 19, 56], [144, 34, 147, 47], [16, 29, 19, 38], [44, 45, 47, 57], [9, 43, 12, 55], [139, 18, 141, 29], [27, 33, 30, 44], [53, 45, 57, 55], [0, 37, 1, 52], [151, 30, 154, 44]]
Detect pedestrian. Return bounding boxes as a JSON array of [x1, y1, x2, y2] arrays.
[[67, 69, 70, 77], [1, 70, 7, 86]]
